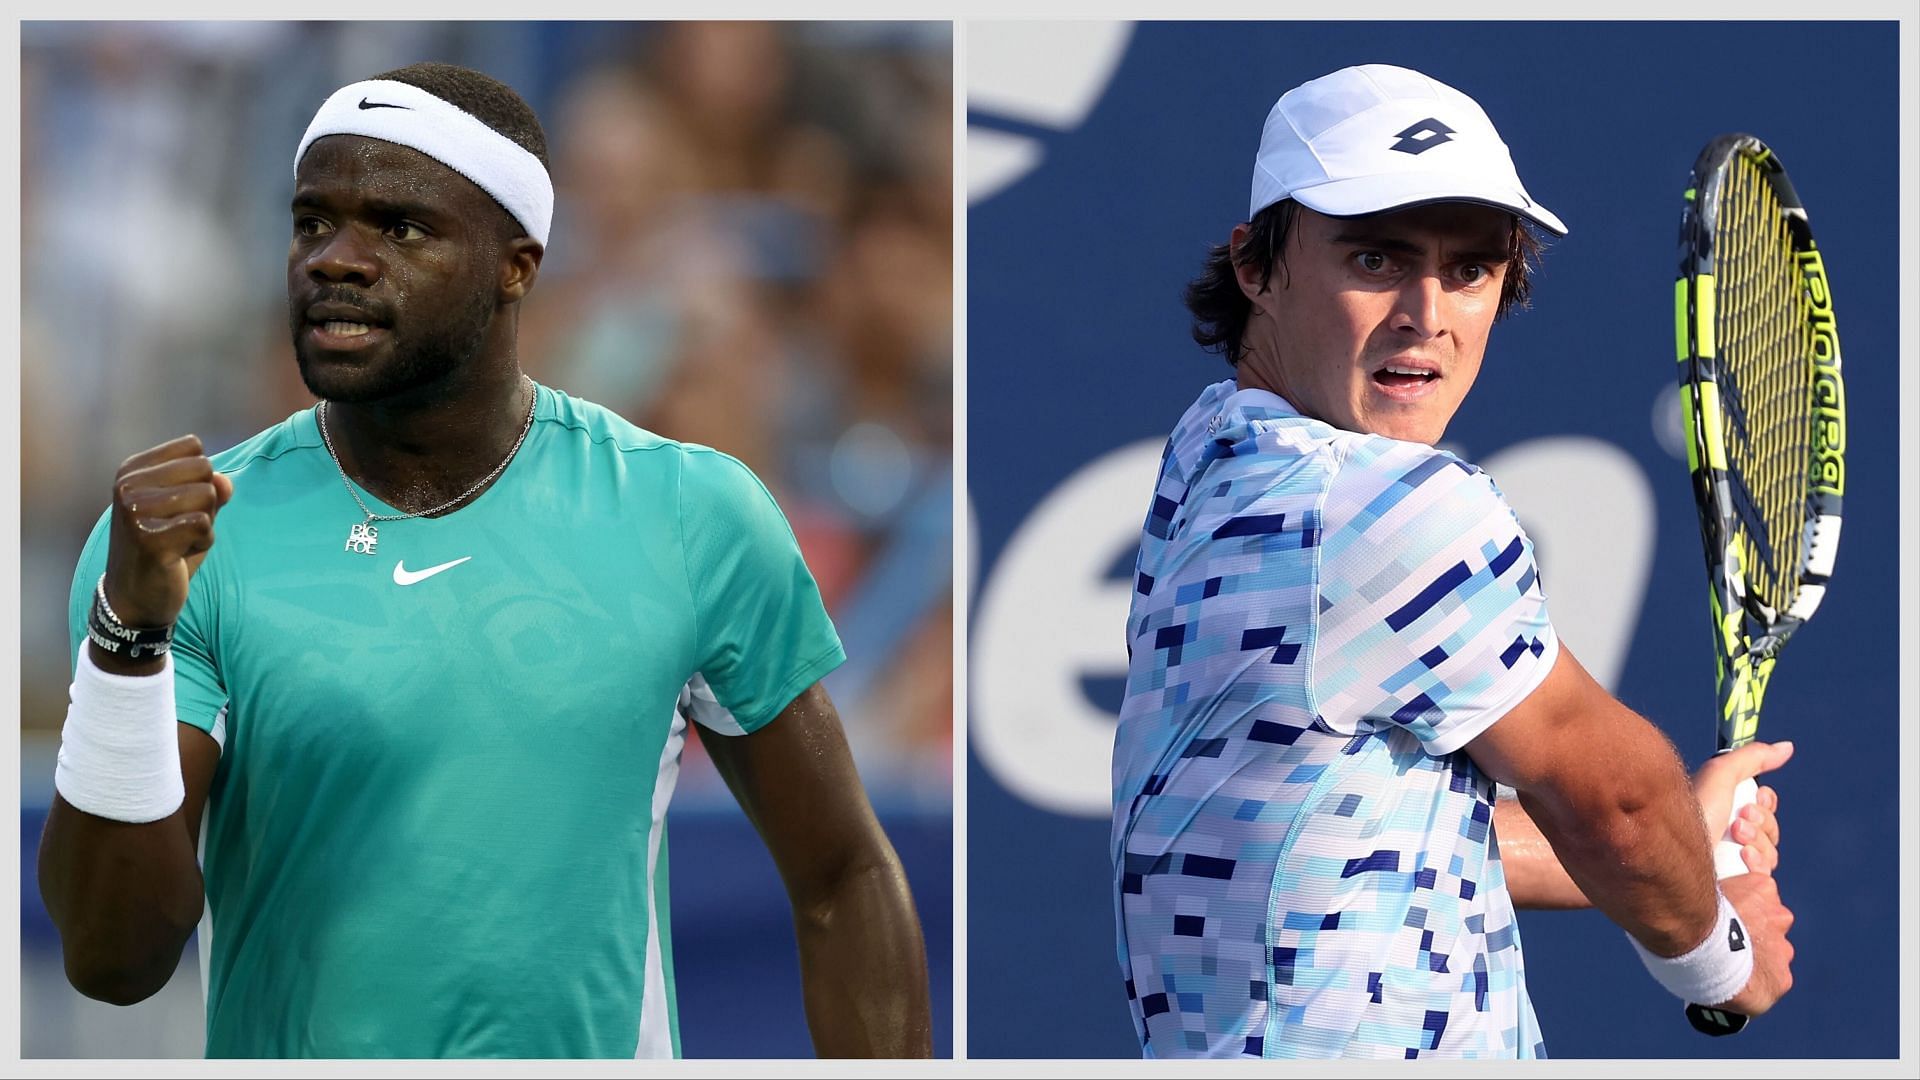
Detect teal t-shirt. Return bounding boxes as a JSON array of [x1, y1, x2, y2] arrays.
[[67, 384, 846, 1058]]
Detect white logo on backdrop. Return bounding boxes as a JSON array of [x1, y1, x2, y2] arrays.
[[972, 439, 1657, 818], [972, 441, 1161, 818], [966, 22, 1135, 205]]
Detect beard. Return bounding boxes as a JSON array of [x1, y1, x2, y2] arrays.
[[291, 285, 496, 405]]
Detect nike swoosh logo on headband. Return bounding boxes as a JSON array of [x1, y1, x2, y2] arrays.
[[358, 98, 410, 111]]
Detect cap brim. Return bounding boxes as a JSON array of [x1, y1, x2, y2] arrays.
[[1288, 171, 1568, 236]]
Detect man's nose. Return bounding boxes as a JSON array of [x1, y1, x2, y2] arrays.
[[1388, 273, 1446, 338], [303, 226, 379, 286]]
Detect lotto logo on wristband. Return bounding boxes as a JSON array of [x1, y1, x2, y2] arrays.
[[1629, 891, 1753, 1007]]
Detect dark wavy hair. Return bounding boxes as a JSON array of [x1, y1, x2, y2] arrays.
[[1184, 199, 1544, 367]]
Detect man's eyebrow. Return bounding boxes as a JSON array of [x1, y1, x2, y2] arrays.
[[1328, 231, 1425, 254], [1451, 247, 1512, 264], [1327, 230, 1508, 262], [291, 191, 447, 221]]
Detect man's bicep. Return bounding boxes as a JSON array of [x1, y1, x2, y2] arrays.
[[697, 682, 889, 897], [679, 450, 846, 728], [1460, 643, 1618, 795]]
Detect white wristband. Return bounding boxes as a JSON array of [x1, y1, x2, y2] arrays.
[[54, 647, 185, 823], [1627, 890, 1754, 1006]]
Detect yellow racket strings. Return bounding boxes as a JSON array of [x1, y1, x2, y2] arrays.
[[1713, 152, 1814, 617]]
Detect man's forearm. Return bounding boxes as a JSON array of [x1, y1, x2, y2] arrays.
[[39, 796, 204, 1004], [1515, 710, 1719, 955], [793, 852, 932, 1058], [1494, 797, 1589, 909], [41, 651, 214, 1005]]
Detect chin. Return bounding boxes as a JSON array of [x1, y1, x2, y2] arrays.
[[1372, 416, 1448, 446], [296, 354, 390, 404], [294, 346, 457, 405]]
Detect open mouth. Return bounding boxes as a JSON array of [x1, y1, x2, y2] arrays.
[[304, 318, 390, 350], [1372, 363, 1440, 389], [302, 300, 390, 349]]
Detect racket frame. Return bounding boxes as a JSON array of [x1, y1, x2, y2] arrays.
[[1673, 132, 1845, 1038], [1675, 133, 1845, 754]]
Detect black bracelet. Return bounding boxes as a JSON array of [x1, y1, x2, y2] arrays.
[[88, 575, 174, 661]]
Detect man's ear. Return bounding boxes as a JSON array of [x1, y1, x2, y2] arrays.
[[1229, 222, 1270, 310], [500, 236, 544, 304]]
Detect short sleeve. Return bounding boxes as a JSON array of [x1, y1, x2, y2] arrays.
[[68, 508, 231, 748], [678, 449, 846, 735], [1311, 444, 1558, 756]]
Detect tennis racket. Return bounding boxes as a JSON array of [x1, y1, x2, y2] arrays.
[[1674, 133, 1845, 1036]]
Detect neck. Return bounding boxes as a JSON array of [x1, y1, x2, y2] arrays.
[[1235, 320, 1293, 404], [1235, 365, 1284, 399], [323, 359, 534, 517]]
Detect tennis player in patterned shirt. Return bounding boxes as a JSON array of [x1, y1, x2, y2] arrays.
[[1111, 64, 1796, 1059]]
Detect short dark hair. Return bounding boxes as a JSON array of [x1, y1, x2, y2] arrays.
[[1183, 199, 1544, 367], [376, 61, 550, 172]]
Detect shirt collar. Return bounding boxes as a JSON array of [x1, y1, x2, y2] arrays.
[[1213, 384, 1301, 429]]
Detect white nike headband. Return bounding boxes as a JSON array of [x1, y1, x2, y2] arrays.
[[295, 78, 553, 246]]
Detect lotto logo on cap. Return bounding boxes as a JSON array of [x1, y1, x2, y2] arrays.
[[1250, 64, 1567, 236]]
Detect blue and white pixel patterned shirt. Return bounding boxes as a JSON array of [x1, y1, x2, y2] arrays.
[[1112, 379, 1558, 1058]]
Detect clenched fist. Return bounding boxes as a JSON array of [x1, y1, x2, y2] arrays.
[[1714, 871, 1795, 1017], [103, 435, 234, 633]]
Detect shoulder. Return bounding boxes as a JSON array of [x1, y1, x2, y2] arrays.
[[1313, 436, 1533, 612], [533, 385, 680, 457], [536, 385, 782, 513], [678, 445, 786, 532], [1319, 434, 1516, 542], [534, 387, 769, 487], [1175, 408, 1346, 514], [207, 410, 326, 479]]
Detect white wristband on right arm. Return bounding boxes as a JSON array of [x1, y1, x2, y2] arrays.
[[54, 647, 185, 824], [1627, 890, 1754, 1006]]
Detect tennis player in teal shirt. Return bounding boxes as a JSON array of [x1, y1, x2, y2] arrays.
[[40, 61, 932, 1059]]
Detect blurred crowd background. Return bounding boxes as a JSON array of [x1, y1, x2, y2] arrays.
[[19, 20, 953, 1057]]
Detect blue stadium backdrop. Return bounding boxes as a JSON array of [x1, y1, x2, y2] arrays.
[[967, 20, 1903, 1059]]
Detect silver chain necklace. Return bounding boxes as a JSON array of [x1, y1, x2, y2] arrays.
[[318, 376, 537, 556]]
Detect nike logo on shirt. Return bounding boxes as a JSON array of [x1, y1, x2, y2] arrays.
[[393, 557, 473, 586]]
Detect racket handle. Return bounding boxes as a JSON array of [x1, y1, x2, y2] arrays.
[[1685, 773, 1759, 1036], [1685, 1001, 1750, 1036], [1713, 776, 1759, 880]]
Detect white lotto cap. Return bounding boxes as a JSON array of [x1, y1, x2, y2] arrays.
[[1250, 64, 1567, 236]]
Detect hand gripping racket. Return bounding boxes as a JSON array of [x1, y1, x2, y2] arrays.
[[1674, 133, 1845, 1036]]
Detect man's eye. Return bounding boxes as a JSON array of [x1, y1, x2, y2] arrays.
[[388, 222, 427, 241], [1357, 252, 1388, 272], [295, 216, 327, 237], [1459, 263, 1490, 284]]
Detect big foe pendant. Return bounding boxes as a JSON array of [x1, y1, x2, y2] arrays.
[[345, 520, 379, 556]]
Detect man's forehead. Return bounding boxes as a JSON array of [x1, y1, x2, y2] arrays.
[[294, 134, 486, 208], [1308, 202, 1515, 245]]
